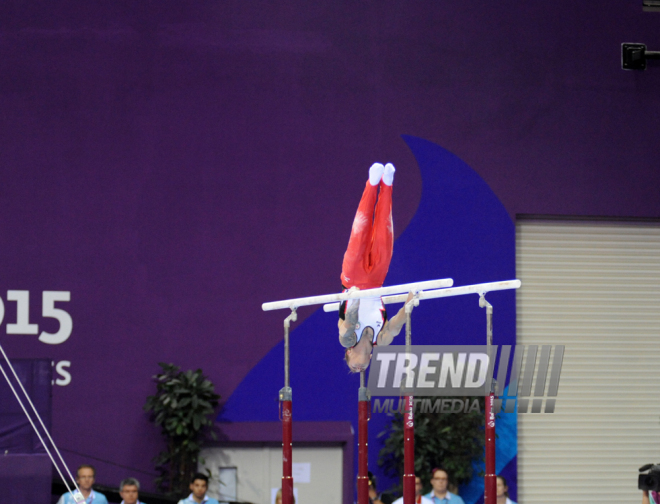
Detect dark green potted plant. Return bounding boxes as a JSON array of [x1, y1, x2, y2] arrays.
[[377, 398, 485, 495], [144, 363, 221, 496]]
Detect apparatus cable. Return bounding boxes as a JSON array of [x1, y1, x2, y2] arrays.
[[0, 343, 81, 498]]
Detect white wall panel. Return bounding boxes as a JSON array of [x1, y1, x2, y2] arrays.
[[516, 220, 660, 504], [200, 445, 343, 504]]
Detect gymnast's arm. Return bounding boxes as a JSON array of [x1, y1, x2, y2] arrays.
[[338, 299, 360, 348], [377, 291, 414, 346]]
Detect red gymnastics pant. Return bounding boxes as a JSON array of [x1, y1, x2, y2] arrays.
[[340, 180, 393, 290]]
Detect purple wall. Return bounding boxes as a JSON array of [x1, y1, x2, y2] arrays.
[[0, 0, 659, 492], [0, 454, 52, 502]]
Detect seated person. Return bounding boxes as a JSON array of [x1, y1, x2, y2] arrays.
[[119, 478, 141, 504], [643, 490, 659, 504], [391, 475, 433, 504], [368, 471, 384, 504], [496, 476, 516, 504], [57, 464, 108, 504], [178, 473, 220, 504], [275, 488, 296, 504], [424, 468, 465, 504]]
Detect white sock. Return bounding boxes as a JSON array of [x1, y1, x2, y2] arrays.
[[383, 163, 395, 186], [368, 163, 385, 186]]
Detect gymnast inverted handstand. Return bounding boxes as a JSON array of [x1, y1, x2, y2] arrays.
[[339, 162, 413, 372]]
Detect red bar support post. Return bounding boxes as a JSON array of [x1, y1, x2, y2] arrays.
[[281, 397, 293, 504], [357, 371, 370, 504], [402, 295, 418, 504], [280, 309, 296, 504], [480, 295, 496, 504]]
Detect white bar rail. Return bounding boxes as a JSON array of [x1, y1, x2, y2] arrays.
[[262, 278, 454, 312], [322, 279, 521, 312]]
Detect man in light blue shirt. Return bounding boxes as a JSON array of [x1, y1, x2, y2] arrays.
[[119, 477, 141, 504], [424, 467, 465, 504], [178, 473, 220, 504], [57, 464, 109, 504]]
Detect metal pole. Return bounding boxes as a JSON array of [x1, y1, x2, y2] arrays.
[[263, 278, 453, 311], [323, 280, 521, 313], [479, 296, 496, 504], [403, 295, 418, 504], [357, 371, 370, 504], [280, 309, 297, 504]]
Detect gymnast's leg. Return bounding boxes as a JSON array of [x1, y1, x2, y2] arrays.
[[367, 163, 395, 287], [340, 163, 385, 289]]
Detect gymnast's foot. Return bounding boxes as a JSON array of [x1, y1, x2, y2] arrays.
[[369, 163, 385, 186], [383, 163, 395, 186]]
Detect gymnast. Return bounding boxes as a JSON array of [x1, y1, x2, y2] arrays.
[[339, 162, 414, 372]]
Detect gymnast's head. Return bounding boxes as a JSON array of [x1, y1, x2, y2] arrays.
[[345, 327, 374, 373]]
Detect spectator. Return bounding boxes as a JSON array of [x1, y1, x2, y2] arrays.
[[643, 490, 659, 504], [424, 468, 465, 504], [368, 471, 384, 504], [57, 464, 109, 504], [275, 488, 296, 504], [391, 476, 433, 504], [496, 476, 516, 504], [178, 473, 220, 504], [119, 477, 141, 504]]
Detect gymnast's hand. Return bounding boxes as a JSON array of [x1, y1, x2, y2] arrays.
[[377, 291, 414, 346]]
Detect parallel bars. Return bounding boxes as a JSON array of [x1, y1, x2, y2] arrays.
[[262, 278, 454, 312], [263, 278, 521, 504], [323, 280, 521, 312]]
